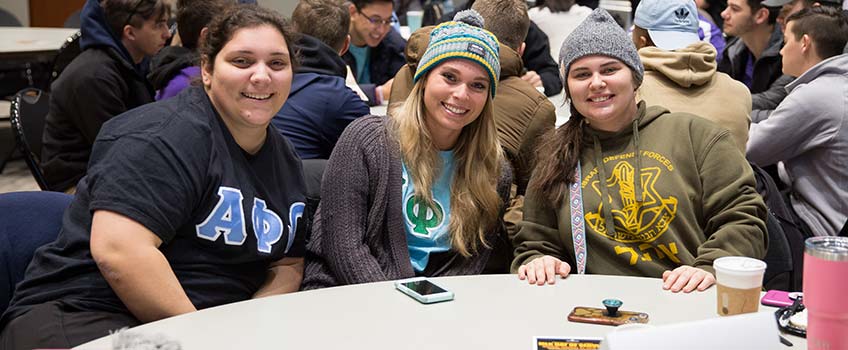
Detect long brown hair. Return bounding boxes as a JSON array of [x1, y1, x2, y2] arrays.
[[390, 71, 503, 258], [531, 107, 584, 205], [530, 64, 640, 205]]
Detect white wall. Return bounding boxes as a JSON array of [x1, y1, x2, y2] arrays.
[[0, 0, 29, 26], [260, 0, 299, 18]]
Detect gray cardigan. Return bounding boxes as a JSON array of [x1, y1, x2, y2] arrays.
[[301, 115, 513, 290]]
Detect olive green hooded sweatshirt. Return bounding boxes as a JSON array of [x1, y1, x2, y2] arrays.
[[513, 103, 767, 276]]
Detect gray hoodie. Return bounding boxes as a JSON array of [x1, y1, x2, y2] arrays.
[[747, 54, 848, 236]]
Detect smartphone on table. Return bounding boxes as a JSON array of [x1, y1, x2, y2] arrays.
[[394, 277, 454, 304], [761, 290, 802, 307]]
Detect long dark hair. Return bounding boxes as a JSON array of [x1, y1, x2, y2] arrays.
[[529, 67, 640, 205], [530, 107, 584, 205]]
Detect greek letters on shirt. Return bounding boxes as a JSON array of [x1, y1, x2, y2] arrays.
[[404, 195, 447, 237], [195, 186, 304, 254], [401, 170, 448, 238], [582, 151, 682, 266]]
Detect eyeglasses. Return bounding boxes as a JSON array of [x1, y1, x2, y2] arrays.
[[356, 7, 397, 27], [123, 0, 145, 29]]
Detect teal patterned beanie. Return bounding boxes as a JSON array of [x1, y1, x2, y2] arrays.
[[413, 10, 501, 97]]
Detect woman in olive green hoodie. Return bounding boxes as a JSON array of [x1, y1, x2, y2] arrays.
[[512, 9, 767, 293]]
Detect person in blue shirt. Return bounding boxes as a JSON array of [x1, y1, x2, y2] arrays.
[[273, 0, 369, 159], [302, 10, 513, 289], [343, 0, 406, 105]]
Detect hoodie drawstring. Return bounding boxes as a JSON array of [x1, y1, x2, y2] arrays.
[[592, 118, 645, 238], [592, 134, 617, 237], [632, 119, 644, 203]]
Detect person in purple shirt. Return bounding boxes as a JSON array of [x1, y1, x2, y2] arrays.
[[717, 0, 783, 95], [149, 0, 233, 100], [698, 12, 726, 63]]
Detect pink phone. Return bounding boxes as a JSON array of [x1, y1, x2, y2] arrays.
[[761, 290, 802, 307]]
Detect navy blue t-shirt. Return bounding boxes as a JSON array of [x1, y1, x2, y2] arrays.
[[2, 87, 306, 325]]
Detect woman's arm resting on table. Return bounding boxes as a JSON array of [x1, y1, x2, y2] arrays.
[[518, 255, 571, 285], [90, 210, 197, 323], [665, 132, 766, 293], [662, 265, 716, 293], [253, 257, 304, 298], [512, 176, 571, 285]]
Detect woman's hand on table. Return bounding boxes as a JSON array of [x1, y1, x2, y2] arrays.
[[662, 265, 715, 293], [517, 255, 571, 285]]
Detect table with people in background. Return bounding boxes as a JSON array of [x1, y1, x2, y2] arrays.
[[2, 0, 847, 348]]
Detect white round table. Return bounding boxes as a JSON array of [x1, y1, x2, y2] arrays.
[[0, 27, 78, 58], [74, 274, 804, 349]]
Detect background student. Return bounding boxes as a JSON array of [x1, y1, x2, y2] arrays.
[[1, 5, 306, 348]]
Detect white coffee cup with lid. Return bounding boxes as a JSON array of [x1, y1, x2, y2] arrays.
[[713, 256, 766, 316]]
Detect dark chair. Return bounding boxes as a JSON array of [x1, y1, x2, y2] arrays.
[[9, 88, 51, 191], [301, 159, 327, 244], [50, 31, 82, 85], [63, 9, 81, 28], [0, 191, 73, 315], [750, 162, 805, 291], [0, 7, 22, 27], [0, 100, 18, 174]]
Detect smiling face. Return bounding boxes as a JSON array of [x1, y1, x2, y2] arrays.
[[348, 2, 394, 47], [422, 59, 490, 150], [202, 24, 293, 142], [566, 55, 639, 132]]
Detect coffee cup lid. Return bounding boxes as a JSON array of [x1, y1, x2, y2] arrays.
[[713, 256, 767, 274]]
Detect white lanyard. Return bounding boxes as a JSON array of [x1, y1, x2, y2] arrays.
[[569, 162, 587, 274]]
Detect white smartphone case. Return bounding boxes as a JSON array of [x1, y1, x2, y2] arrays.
[[394, 277, 454, 304]]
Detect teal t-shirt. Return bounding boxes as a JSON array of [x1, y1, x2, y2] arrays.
[[348, 44, 372, 84], [402, 151, 454, 273]]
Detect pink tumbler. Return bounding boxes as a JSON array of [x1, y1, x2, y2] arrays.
[[804, 236, 848, 350]]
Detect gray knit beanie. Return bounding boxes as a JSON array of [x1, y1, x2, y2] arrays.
[[558, 8, 644, 86]]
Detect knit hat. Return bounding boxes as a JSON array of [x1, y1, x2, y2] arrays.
[[558, 8, 644, 86], [413, 10, 500, 97]]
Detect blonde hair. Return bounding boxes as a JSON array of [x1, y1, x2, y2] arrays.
[[390, 73, 503, 257]]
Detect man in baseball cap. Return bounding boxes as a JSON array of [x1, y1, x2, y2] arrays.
[[765, 0, 844, 31], [747, 0, 843, 121], [634, 0, 702, 50], [632, 0, 752, 153]]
